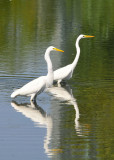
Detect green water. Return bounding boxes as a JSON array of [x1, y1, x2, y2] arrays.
[[0, 0, 114, 159]]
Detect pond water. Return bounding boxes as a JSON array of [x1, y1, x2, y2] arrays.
[[0, 0, 114, 160]]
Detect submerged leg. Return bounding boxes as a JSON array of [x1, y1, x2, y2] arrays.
[[57, 79, 66, 86], [57, 79, 62, 84], [30, 94, 37, 102]]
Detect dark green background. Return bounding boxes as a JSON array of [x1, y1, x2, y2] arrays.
[[0, 0, 114, 159]]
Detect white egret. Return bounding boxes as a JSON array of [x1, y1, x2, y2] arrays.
[[11, 46, 64, 101], [53, 34, 94, 83]]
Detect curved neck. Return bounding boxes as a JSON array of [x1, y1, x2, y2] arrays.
[[45, 49, 54, 87], [71, 37, 81, 71], [45, 50, 53, 75]]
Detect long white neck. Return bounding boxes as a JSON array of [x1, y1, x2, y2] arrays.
[[71, 36, 81, 71], [45, 50, 53, 74], [45, 49, 53, 87]]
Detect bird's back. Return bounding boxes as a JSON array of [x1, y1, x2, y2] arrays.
[[54, 64, 73, 81], [11, 76, 46, 97]]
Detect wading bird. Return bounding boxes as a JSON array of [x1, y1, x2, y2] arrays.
[[54, 34, 94, 83], [11, 46, 64, 101]]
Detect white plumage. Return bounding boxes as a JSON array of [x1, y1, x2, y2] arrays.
[[11, 46, 64, 101], [54, 34, 94, 83]]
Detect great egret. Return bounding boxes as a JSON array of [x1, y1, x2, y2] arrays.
[[53, 34, 94, 83], [11, 46, 64, 101]]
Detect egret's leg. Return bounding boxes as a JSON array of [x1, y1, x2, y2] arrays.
[[30, 94, 37, 102], [57, 83, 62, 87], [57, 79, 62, 84]]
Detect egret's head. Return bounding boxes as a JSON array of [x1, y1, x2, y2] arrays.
[[45, 46, 64, 60], [80, 34, 95, 38], [47, 46, 64, 52]]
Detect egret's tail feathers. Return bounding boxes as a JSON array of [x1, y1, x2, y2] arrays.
[[11, 89, 20, 98]]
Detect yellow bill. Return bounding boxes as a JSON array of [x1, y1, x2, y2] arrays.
[[84, 35, 95, 38], [54, 48, 64, 52]]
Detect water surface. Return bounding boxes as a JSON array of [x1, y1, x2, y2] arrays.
[[0, 0, 114, 159]]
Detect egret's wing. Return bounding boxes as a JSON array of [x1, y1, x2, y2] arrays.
[[18, 76, 46, 96], [54, 64, 72, 81]]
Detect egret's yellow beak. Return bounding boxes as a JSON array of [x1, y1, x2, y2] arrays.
[[84, 35, 95, 38], [54, 48, 64, 52]]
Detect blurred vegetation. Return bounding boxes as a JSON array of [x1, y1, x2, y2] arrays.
[[0, 0, 114, 159]]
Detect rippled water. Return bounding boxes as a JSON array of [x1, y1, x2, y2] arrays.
[[0, 1, 114, 160]]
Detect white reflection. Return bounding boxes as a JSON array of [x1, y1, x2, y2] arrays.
[[46, 84, 83, 136], [11, 84, 87, 157], [11, 101, 58, 157]]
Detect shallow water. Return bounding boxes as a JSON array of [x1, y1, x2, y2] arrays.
[[0, 0, 114, 159]]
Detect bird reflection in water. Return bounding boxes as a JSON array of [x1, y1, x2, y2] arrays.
[[11, 100, 62, 157], [11, 84, 89, 157], [46, 83, 88, 136]]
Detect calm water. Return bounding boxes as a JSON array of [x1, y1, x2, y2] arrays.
[[0, 0, 114, 159]]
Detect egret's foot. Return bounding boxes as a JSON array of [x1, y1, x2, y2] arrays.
[[30, 94, 37, 103], [60, 81, 67, 86], [30, 98, 36, 103]]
